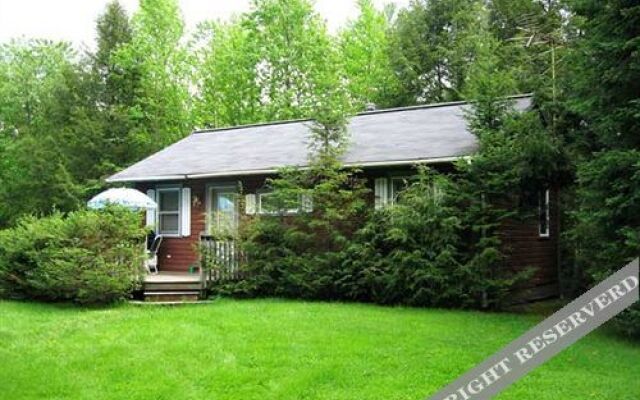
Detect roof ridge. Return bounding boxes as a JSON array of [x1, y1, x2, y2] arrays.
[[191, 93, 532, 135], [192, 117, 311, 135]]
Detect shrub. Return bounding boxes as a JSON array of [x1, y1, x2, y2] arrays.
[[232, 163, 369, 300], [0, 207, 146, 304], [228, 168, 529, 309], [339, 169, 529, 309]]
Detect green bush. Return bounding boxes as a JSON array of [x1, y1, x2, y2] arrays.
[[339, 170, 529, 309], [339, 172, 462, 306], [230, 162, 369, 300], [615, 305, 640, 340], [227, 168, 528, 309], [0, 207, 146, 304]]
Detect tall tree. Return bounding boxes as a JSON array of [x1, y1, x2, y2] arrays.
[[116, 0, 191, 158], [94, 0, 134, 106], [190, 20, 263, 128], [339, 0, 401, 109], [388, 0, 491, 103], [566, 0, 640, 338], [244, 0, 348, 120], [0, 40, 83, 225], [91, 1, 140, 172]]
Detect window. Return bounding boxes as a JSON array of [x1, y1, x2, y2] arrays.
[[390, 177, 410, 205], [157, 188, 181, 236], [539, 189, 550, 237], [257, 191, 312, 215]]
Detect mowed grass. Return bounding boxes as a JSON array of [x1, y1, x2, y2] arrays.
[[0, 299, 638, 400]]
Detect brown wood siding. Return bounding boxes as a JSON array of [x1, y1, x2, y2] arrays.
[[500, 188, 559, 298]]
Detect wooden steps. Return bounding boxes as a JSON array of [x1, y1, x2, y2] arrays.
[[142, 273, 207, 302], [144, 290, 200, 302]]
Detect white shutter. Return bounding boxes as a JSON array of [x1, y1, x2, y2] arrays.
[[146, 189, 156, 228], [181, 187, 191, 237], [431, 182, 443, 204], [245, 193, 256, 215], [374, 178, 389, 210]]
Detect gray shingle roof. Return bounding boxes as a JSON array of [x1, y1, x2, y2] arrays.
[[107, 96, 531, 182]]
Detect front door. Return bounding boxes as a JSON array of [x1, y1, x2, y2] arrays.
[[210, 187, 238, 236]]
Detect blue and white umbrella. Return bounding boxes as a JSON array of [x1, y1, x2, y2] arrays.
[[87, 188, 157, 210]]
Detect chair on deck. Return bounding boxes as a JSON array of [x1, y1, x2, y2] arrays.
[[145, 234, 163, 274]]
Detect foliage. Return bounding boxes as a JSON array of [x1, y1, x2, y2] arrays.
[[388, 0, 493, 103], [116, 0, 191, 158], [563, 0, 640, 339], [339, 168, 533, 309], [339, 0, 402, 109], [191, 0, 352, 127], [0, 39, 85, 226], [190, 20, 263, 128], [91, 0, 141, 171], [0, 207, 146, 304], [569, 150, 640, 338], [243, 0, 348, 120], [341, 171, 466, 306]]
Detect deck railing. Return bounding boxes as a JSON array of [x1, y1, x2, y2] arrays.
[[199, 235, 244, 282]]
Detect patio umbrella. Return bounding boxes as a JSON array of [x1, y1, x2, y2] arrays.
[[87, 188, 157, 210]]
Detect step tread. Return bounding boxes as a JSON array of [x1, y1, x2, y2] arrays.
[[144, 291, 200, 295], [144, 284, 202, 290]]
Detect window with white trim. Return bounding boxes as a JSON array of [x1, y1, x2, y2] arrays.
[[157, 187, 181, 236], [538, 189, 550, 237]]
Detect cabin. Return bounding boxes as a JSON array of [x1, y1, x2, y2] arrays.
[[108, 95, 558, 301]]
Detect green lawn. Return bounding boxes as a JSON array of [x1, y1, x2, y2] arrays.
[[0, 299, 638, 399]]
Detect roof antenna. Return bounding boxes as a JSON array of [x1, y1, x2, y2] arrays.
[[365, 102, 376, 111]]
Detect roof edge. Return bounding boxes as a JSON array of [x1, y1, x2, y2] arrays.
[[106, 174, 187, 183], [105, 155, 470, 183]]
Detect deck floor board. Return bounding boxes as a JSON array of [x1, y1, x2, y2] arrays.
[[143, 272, 202, 283]]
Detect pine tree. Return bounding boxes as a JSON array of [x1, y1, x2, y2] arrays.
[[567, 0, 640, 338], [388, 0, 492, 103]]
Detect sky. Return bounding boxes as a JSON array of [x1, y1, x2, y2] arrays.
[[0, 0, 410, 49]]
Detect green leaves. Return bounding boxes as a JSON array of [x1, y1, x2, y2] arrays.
[[0, 207, 146, 304], [117, 0, 191, 154], [339, 0, 402, 109]]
